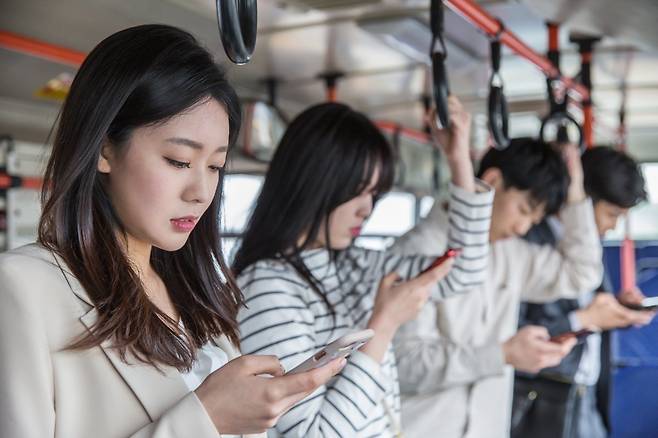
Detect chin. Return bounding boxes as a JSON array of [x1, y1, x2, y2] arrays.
[[152, 236, 189, 252], [329, 238, 352, 250]]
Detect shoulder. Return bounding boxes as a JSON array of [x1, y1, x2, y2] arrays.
[[0, 243, 78, 308], [341, 245, 385, 268], [0, 243, 63, 280], [237, 258, 310, 298]]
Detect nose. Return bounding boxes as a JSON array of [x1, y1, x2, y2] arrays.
[[182, 168, 212, 204]]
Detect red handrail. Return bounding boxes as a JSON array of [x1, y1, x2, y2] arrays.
[[0, 173, 43, 190], [375, 121, 431, 144], [444, 0, 590, 101], [0, 30, 85, 67]]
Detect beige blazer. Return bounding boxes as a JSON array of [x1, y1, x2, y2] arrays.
[[0, 244, 265, 438]]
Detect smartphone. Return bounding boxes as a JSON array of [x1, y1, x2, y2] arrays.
[[285, 329, 375, 375], [620, 296, 658, 311], [419, 248, 462, 275], [550, 329, 594, 343]]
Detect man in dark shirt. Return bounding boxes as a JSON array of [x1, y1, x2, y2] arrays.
[[512, 146, 655, 438]]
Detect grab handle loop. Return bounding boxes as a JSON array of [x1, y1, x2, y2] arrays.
[[216, 0, 257, 65], [487, 20, 510, 149], [540, 77, 585, 152], [430, 0, 450, 129]]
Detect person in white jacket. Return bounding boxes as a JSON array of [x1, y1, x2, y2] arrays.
[[391, 136, 603, 438]]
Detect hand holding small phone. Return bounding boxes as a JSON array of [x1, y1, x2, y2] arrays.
[[286, 329, 375, 375], [550, 329, 595, 344], [503, 325, 575, 373], [576, 293, 656, 330], [365, 254, 456, 364], [420, 248, 462, 275], [196, 354, 345, 434]]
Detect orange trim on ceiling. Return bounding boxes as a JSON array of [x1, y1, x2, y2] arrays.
[[0, 30, 85, 67]]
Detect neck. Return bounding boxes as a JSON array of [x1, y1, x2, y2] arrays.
[[122, 233, 179, 322], [297, 232, 323, 250], [123, 233, 153, 278]]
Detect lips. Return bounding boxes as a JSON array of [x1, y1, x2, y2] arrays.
[[350, 227, 362, 238], [170, 216, 198, 232]]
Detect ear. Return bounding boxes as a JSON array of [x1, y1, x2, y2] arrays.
[[481, 167, 503, 190], [97, 141, 113, 174]]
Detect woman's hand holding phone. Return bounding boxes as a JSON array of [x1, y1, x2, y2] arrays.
[[195, 354, 345, 434], [364, 254, 455, 362]]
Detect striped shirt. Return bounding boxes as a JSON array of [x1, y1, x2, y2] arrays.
[[237, 183, 493, 437]]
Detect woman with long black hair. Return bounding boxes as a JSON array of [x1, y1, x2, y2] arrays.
[[233, 97, 495, 437], [0, 25, 343, 438]]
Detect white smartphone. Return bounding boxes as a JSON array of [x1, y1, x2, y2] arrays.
[[621, 296, 658, 311], [286, 329, 375, 375]]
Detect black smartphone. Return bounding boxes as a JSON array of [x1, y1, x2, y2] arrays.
[[550, 329, 594, 343]]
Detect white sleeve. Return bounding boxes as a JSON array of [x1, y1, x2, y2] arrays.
[[389, 180, 494, 300]]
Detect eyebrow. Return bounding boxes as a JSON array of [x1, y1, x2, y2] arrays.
[[165, 137, 228, 152]]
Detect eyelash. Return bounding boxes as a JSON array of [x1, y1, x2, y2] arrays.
[[165, 157, 190, 168], [165, 157, 222, 173]]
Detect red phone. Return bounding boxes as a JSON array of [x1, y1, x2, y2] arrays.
[[420, 248, 462, 275], [550, 329, 594, 343]]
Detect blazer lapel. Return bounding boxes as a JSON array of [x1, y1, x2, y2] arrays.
[[52, 248, 267, 438], [53, 253, 189, 421], [79, 307, 189, 421]]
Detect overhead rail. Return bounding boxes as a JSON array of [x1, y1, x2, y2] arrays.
[[0, 173, 43, 190], [375, 121, 431, 144], [0, 30, 85, 67], [443, 0, 590, 102]]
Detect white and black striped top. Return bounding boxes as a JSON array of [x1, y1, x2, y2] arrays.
[[237, 183, 493, 437]]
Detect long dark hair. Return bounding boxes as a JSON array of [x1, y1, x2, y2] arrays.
[[38, 24, 243, 371], [232, 102, 395, 306]]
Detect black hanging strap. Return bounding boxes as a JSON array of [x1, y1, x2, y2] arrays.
[[487, 20, 510, 149], [430, 0, 450, 129]]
